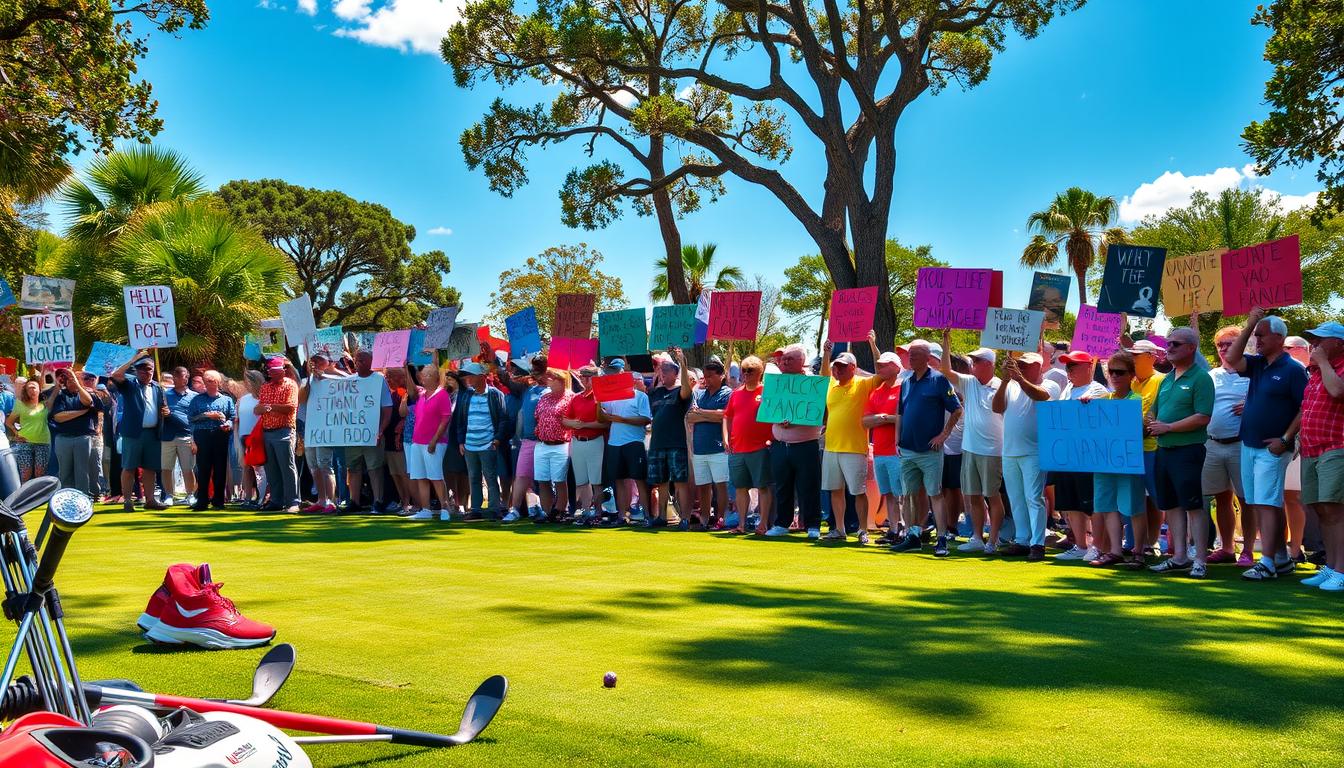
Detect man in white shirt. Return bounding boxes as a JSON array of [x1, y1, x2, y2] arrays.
[[1203, 324, 1251, 564], [992, 350, 1060, 561], [941, 330, 1005, 554]]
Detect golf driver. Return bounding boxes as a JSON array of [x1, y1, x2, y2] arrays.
[[86, 642, 297, 708]]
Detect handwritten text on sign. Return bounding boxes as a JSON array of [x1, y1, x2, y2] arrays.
[[371, 330, 411, 369], [554, 293, 596, 339], [1098, 245, 1165, 318], [21, 312, 74, 364], [1161, 250, 1224, 317], [980, 308, 1043, 352], [1037, 399, 1144, 475], [649, 304, 698, 350], [756, 373, 828, 426], [598, 309, 648, 357], [913, 268, 993, 330], [1071, 304, 1125, 359], [304, 376, 382, 447], [828, 286, 879, 342], [1221, 234, 1303, 315], [708, 291, 761, 341], [123, 286, 178, 348]]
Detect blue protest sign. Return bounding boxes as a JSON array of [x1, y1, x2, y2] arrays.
[[1037, 399, 1145, 475], [505, 306, 543, 357]]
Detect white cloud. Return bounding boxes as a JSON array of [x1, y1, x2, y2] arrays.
[[607, 88, 638, 108], [297, 0, 317, 14], [1119, 164, 1320, 223], [330, 0, 463, 54], [427, 226, 453, 235]]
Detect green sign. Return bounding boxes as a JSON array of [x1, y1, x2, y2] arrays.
[[598, 308, 647, 357], [756, 373, 828, 427], [648, 304, 697, 350]]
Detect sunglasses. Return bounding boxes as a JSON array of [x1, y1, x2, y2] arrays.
[[1107, 369, 1132, 376]]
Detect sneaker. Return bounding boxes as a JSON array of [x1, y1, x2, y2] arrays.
[[138, 563, 203, 632], [322, 504, 338, 515], [144, 567, 275, 649], [957, 538, 985, 553], [1302, 567, 1336, 587], [301, 503, 325, 514], [1236, 552, 1254, 567], [409, 509, 435, 520], [284, 504, 301, 514], [1319, 573, 1344, 592], [644, 516, 669, 529], [822, 529, 847, 541], [764, 525, 790, 537], [857, 531, 870, 545], [1189, 561, 1208, 579], [1275, 559, 1297, 575], [1241, 562, 1277, 581], [1206, 549, 1237, 565], [370, 501, 387, 515], [1055, 545, 1089, 561], [806, 528, 821, 540], [1150, 558, 1192, 574], [1027, 545, 1046, 562], [440, 510, 451, 522], [933, 536, 949, 557], [384, 502, 402, 515], [999, 543, 1030, 557], [184, 495, 197, 508], [891, 534, 923, 553], [982, 540, 998, 556], [396, 506, 417, 517], [1084, 546, 1100, 562], [501, 510, 521, 523], [1090, 552, 1124, 568]]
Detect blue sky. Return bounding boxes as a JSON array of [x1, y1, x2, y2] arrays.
[[72, 0, 1315, 334]]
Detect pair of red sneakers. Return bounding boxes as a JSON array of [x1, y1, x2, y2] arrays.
[[138, 564, 277, 650]]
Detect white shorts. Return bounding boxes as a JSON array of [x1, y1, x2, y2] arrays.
[[570, 437, 605, 486], [533, 442, 570, 483], [691, 453, 729, 485], [406, 442, 445, 481], [821, 450, 868, 495], [1286, 452, 1302, 492]]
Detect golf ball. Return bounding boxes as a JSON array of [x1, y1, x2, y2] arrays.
[[603, 672, 617, 688]]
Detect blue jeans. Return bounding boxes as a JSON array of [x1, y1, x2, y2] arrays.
[[262, 428, 299, 507], [465, 449, 501, 512], [1003, 454, 1045, 546]]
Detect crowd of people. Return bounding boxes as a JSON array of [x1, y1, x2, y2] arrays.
[[3, 307, 1342, 591]]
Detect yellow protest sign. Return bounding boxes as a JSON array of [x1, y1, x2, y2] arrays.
[[1160, 249, 1224, 317]]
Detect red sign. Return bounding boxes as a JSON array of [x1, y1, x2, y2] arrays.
[[590, 372, 635, 403], [549, 337, 599, 370], [707, 291, 761, 341], [476, 325, 510, 355], [1221, 234, 1303, 315], [0, 357, 16, 375], [827, 287, 879, 342]]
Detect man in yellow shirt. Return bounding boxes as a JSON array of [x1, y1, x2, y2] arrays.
[[1128, 339, 1166, 554], [822, 334, 881, 543]]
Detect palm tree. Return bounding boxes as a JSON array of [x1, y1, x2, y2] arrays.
[[1021, 187, 1126, 304], [59, 145, 207, 244], [650, 243, 744, 304]]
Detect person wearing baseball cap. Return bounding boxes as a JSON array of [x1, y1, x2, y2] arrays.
[[939, 329, 1006, 554], [764, 344, 825, 539], [562, 365, 607, 520], [1198, 324, 1253, 566], [109, 351, 170, 511], [255, 355, 301, 513], [992, 347, 1060, 561], [1053, 350, 1111, 562], [820, 335, 882, 543], [1124, 337, 1168, 556], [645, 348, 693, 529], [894, 338, 962, 556], [866, 350, 915, 550], [1294, 320, 1344, 590]]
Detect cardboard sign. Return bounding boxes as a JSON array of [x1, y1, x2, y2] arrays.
[[259, 317, 285, 330], [0, 358, 16, 376], [693, 289, 712, 345], [505, 306, 543, 357], [19, 276, 74, 311], [21, 312, 74, 364], [423, 306, 459, 350], [980, 308, 1044, 353], [913, 268, 993, 329], [478, 325, 510, 356], [407, 330, 434, 366], [0, 277, 14, 310], [303, 376, 383, 447], [828, 287, 879, 342], [1160, 250, 1224, 317], [590, 372, 635, 403], [554, 293, 596, 339], [649, 304, 698, 350], [84, 341, 138, 377], [1221, 234, 1303, 315], [1098, 244, 1166, 318], [549, 337, 599, 370], [756, 373, 828, 426], [278, 294, 317, 348], [1037, 399, 1144, 475], [245, 328, 284, 361], [306, 326, 345, 360], [707, 291, 761, 341], [123, 285, 177, 348], [445, 323, 479, 361], [598, 308, 648, 357], [1071, 304, 1125, 359], [1027, 272, 1070, 327], [370, 330, 411, 369]]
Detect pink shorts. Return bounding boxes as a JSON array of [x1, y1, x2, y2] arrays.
[[515, 439, 537, 480]]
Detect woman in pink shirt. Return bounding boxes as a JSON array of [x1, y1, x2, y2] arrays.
[[407, 364, 453, 521], [532, 368, 575, 517]]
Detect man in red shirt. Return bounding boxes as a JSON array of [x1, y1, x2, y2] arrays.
[[862, 352, 908, 548], [723, 356, 774, 534], [256, 356, 300, 513], [1299, 322, 1344, 591], [562, 364, 607, 519]]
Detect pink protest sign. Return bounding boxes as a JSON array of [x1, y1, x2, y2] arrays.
[[912, 268, 993, 329], [708, 291, 761, 341], [1071, 304, 1125, 359], [549, 337, 599, 370], [827, 287, 879, 342], [1221, 234, 1303, 315], [370, 330, 411, 369]]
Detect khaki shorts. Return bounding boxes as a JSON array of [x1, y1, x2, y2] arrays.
[[1302, 449, 1344, 506], [821, 450, 867, 495], [160, 437, 195, 474], [960, 451, 1002, 496], [386, 450, 407, 476], [345, 444, 386, 471], [1201, 439, 1244, 497]]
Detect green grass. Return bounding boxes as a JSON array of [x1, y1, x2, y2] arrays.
[[32, 506, 1344, 766]]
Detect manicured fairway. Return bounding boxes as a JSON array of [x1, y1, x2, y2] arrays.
[[42, 506, 1344, 766]]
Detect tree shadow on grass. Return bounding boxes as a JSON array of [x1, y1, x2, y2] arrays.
[[648, 577, 1344, 728], [96, 510, 466, 545]]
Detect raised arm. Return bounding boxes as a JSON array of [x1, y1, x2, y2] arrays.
[[1224, 307, 1260, 373]]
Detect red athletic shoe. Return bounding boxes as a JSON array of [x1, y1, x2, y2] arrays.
[[145, 566, 276, 649], [137, 563, 203, 632]]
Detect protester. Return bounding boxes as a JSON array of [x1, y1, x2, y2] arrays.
[[1053, 351, 1110, 561], [686, 356, 732, 528], [440, 372, 470, 516], [1147, 327, 1215, 578], [865, 351, 912, 549], [991, 349, 1059, 561], [235, 370, 266, 508], [821, 336, 881, 543], [597, 361, 651, 524], [532, 368, 574, 520], [454, 361, 509, 519], [344, 350, 394, 514], [765, 344, 825, 539], [896, 340, 962, 556], [385, 365, 413, 514], [407, 362, 452, 521], [158, 366, 197, 506], [298, 354, 343, 514], [188, 371, 236, 510], [1289, 321, 1344, 590], [498, 356, 547, 522], [110, 354, 169, 512], [723, 355, 773, 535], [1083, 352, 1148, 567], [256, 356, 301, 514], [563, 365, 607, 520], [940, 331, 1006, 553], [645, 348, 693, 527], [1204, 325, 1251, 565], [47, 367, 101, 495], [7, 380, 50, 482], [85, 372, 111, 499]]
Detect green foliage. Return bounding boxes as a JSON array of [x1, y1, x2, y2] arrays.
[[1021, 187, 1124, 304], [487, 242, 627, 337], [650, 243, 742, 304], [59, 145, 208, 244], [1242, 0, 1344, 223], [713, 273, 791, 361], [216, 179, 459, 330]]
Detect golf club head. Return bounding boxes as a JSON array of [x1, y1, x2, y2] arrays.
[[231, 643, 296, 707], [451, 674, 508, 744], [0, 476, 59, 521]]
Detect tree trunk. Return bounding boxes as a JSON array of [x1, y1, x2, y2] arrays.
[[648, 136, 688, 307], [851, 223, 890, 370], [814, 302, 828, 352]]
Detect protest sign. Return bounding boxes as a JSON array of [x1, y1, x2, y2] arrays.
[[1098, 244, 1166, 318], [980, 308, 1044, 353], [19, 276, 74, 311], [913, 268, 993, 329], [303, 376, 382, 447], [1038, 399, 1144, 474], [478, 325, 510, 356], [123, 285, 177, 348], [84, 341, 138, 377], [21, 312, 74, 365], [591, 373, 635, 403], [598, 309, 648, 357], [756, 373, 828, 426], [0, 358, 16, 376], [554, 293, 596, 339], [1221, 234, 1303, 315], [423, 306, 459, 350], [1071, 304, 1125, 359], [278, 295, 317, 348], [371, 330, 410, 369], [246, 328, 284, 361], [445, 323, 478, 360], [827, 287, 879, 342], [649, 304, 698, 350], [1027, 272, 1070, 327], [505, 306, 543, 357], [307, 326, 345, 360], [407, 330, 434, 366], [1159, 250, 1224, 317], [259, 317, 284, 330], [549, 337, 599, 370], [708, 291, 761, 341], [0, 277, 14, 310], [693, 289, 712, 345]]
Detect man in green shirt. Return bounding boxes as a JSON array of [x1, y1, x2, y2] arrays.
[[1147, 326, 1214, 577]]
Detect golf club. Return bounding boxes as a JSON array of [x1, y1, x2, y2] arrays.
[[84, 673, 508, 748], [86, 642, 297, 709]]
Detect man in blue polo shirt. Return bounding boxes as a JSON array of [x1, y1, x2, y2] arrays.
[[109, 352, 169, 512], [898, 339, 963, 557], [1223, 308, 1309, 580]]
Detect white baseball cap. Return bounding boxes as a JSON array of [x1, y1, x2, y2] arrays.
[[968, 348, 997, 364]]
